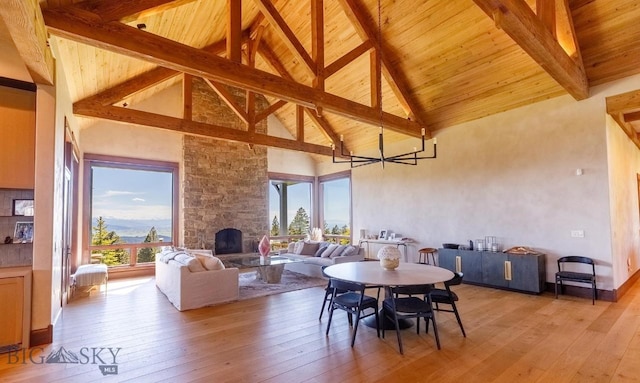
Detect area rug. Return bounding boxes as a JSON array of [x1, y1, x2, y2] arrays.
[[238, 270, 326, 300]]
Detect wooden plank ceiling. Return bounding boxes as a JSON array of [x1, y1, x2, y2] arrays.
[[31, 0, 640, 157]]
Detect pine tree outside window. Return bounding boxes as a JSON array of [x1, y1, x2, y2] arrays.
[[268, 173, 313, 250], [319, 172, 351, 245], [267, 171, 352, 248]]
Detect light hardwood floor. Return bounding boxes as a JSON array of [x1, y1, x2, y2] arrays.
[[1, 276, 639, 382]]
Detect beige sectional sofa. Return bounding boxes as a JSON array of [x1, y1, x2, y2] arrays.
[[280, 241, 364, 278], [155, 248, 239, 311]]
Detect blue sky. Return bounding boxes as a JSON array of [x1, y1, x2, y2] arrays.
[[91, 167, 173, 221]]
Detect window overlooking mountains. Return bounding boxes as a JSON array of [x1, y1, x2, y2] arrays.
[[268, 171, 351, 245], [84, 155, 178, 267]]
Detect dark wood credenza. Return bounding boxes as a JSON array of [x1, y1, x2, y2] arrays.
[[437, 248, 546, 294]]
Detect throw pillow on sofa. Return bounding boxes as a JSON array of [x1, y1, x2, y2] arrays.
[[186, 256, 206, 272], [321, 244, 336, 258], [194, 254, 226, 270], [329, 245, 347, 258], [293, 241, 306, 254], [340, 245, 359, 257], [314, 242, 330, 257], [173, 253, 206, 272], [299, 242, 320, 255], [322, 244, 343, 258]]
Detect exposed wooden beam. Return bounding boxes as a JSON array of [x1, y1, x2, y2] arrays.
[[0, 0, 54, 85], [370, 49, 381, 110], [304, 108, 344, 149], [605, 90, 640, 114], [249, 25, 264, 64], [473, 0, 588, 100], [324, 40, 372, 78], [253, 0, 316, 75], [610, 112, 640, 148], [76, 0, 197, 22], [606, 90, 640, 150], [73, 101, 333, 156], [246, 30, 261, 133], [203, 79, 250, 125], [255, 100, 287, 123], [183, 73, 192, 120], [338, 0, 426, 126], [83, 66, 181, 106], [296, 105, 305, 142], [311, 0, 324, 91], [226, 0, 242, 63], [256, 41, 346, 148], [75, 37, 229, 109], [257, 37, 349, 150], [43, 5, 422, 137], [624, 111, 640, 123], [536, 0, 556, 37], [557, 0, 584, 68], [257, 43, 295, 81]]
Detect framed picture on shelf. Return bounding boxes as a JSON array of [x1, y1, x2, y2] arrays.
[[14, 221, 34, 243], [13, 199, 34, 216], [378, 229, 388, 240]]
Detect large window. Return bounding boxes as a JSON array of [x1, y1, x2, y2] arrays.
[[267, 171, 352, 248], [319, 171, 351, 244], [84, 155, 178, 267], [268, 173, 313, 249]]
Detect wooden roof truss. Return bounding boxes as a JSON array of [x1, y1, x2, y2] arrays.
[[41, 0, 588, 155]]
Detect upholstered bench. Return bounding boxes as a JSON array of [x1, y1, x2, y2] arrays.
[[72, 264, 108, 296]]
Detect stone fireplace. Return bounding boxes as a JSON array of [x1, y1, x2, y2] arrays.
[[182, 78, 269, 252]]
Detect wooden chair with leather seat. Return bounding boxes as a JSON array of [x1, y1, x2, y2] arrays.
[[555, 256, 597, 305]]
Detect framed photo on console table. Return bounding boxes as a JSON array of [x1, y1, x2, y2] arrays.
[[13, 199, 34, 216], [378, 229, 388, 240], [14, 222, 34, 243]]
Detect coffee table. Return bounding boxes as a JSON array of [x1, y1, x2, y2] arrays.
[[219, 254, 302, 283]]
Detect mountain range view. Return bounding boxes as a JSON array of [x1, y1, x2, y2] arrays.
[[95, 217, 172, 242]]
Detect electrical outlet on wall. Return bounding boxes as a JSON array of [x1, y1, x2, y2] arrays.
[[571, 230, 585, 238]]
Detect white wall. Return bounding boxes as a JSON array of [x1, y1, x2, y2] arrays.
[[607, 116, 640, 289], [267, 114, 316, 176], [323, 74, 640, 291], [80, 83, 183, 160], [604, 74, 640, 289]]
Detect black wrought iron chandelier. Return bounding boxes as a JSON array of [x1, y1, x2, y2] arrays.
[[331, 0, 437, 168], [332, 129, 436, 168]]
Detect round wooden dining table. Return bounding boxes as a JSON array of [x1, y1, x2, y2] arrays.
[[324, 261, 455, 329]]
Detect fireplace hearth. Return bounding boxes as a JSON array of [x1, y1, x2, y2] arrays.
[[215, 228, 243, 254]]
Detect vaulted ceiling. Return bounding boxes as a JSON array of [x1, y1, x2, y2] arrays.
[[2, 0, 640, 159]]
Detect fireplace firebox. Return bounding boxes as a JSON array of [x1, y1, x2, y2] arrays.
[[215, 228, 242, 254]]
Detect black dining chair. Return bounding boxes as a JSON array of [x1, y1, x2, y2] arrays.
[[319, 266, 348, 320], [555, 256, 597, 304], [429, 272, 466, 337], [325, 279, 380, 347], [382, 284, 441, 354]]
